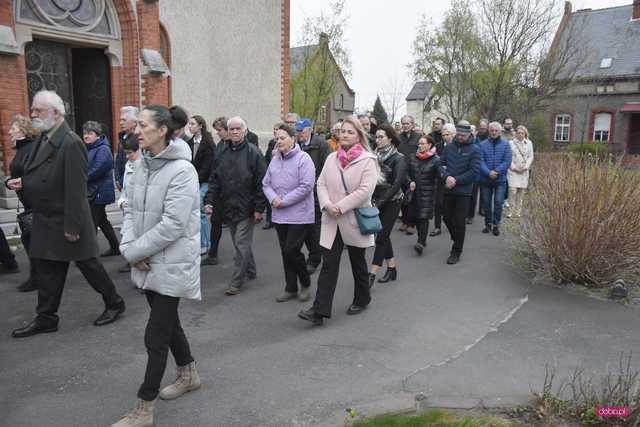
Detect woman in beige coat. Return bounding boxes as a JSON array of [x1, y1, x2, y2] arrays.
[[507, 125, 534, 218], [298, 117, 379, 326]]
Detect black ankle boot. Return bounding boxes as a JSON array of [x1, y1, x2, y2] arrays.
[[368, 273, 376, 289], [378, 267, 397, 283]]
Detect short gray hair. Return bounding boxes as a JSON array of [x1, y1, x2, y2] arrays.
[[488, 121, 503, 131], [478, 118, 489, 126], [120, 106, 139, 120], [442, 123, 456, 134], [33, 90, 66, 116], [285, 112, 299, 122], [227, 116, 247, 131], [401, 115, 415, 124]]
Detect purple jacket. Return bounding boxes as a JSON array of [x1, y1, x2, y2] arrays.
[[262, 144, 316, 224]]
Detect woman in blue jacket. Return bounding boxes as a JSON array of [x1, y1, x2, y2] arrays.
[[83, 121, 119, 257]]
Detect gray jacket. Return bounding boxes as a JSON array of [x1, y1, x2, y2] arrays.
[[120, 140, 201, 300]]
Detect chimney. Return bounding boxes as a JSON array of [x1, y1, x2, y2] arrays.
[[634, 0, 640, 20], [319, 32, 329, 46], [564, 1, 572, 16]]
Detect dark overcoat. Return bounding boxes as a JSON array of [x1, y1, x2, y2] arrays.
[[407, 154, 442, 221], [21, 121, 99, 261]]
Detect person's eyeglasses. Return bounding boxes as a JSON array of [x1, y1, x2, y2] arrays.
[[30, 107, 50, 113], [375, 135, 386, 139], [229, 127, 242, 131]]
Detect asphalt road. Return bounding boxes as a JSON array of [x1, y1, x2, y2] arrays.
[[1, 219, 638, 426]]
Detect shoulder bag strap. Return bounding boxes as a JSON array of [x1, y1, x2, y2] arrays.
[[338, 168, 350, 195]]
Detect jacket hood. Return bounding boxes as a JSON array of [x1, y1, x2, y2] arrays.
[[143, 139, 191, 170], [86, 135, 110, 151]]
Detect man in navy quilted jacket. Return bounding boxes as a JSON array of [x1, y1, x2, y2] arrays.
[[478, 122, 512, 237]]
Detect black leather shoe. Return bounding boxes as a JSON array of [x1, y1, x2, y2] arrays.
[[429, 228, 441, 237], [346, 304, 367, 315], [414, 243, 424, 255], [482, 226, 492, 234], [466, 218, 473, 225], [246, 272, 257, 280], [100, 248, 121, 257], [492, 226, 500, 236], [306, 262, 319, 275], [94, 301, 125, 326], [12, 320, 58, 338], [0, 262, 19, 275], [368, 273, 376, 289], [17, 278, 37, 292], [378, 267, 397, 283], [447, 253, 460, 265], [298, 308, 323, 326], [262, 222, 274, 230], [201, 256, 218, 266]]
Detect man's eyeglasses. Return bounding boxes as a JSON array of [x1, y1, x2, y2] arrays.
[[30, 107, 50, 113], [229, 127, 243, 131]]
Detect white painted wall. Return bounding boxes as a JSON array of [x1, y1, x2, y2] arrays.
[[159, 0, 283, 140]]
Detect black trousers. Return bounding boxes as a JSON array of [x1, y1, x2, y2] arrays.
[[90, 202, 119, 252], [303, 198, 322, 266], [209, 218, 223, 258], [433, 183, 444, 229], [0, 227, 16, 266], [372, 200, 401, 266], [443, 194, 471, 255], [35, 257, 123, 325], [416, 219, 430, 246], [275, 223, 311, 292], [312, 230, 370, 318], [468, 182, 480, 219], [138, 291, 194, 402]]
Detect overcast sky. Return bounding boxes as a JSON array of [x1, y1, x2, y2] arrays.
[[291, 0, 632, 116]]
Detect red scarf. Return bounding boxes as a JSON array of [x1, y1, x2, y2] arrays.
[[416, 146, 436, 160], [337, 144, 364, 168]]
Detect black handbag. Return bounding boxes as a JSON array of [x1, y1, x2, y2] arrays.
[[338, 169, 382, 235]]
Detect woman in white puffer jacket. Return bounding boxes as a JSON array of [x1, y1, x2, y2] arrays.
[[113, 105, 201, 427], [507, 125, 534, 218]]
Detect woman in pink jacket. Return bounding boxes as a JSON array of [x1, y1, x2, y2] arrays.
[[298, 117, 379, 326]]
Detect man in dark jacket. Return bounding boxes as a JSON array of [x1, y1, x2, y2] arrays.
[[429, 117, 445, 154], [9, 90, 125, 338], [296, 118, 332, 274], [467, 119, 489, 223], [478, 122, 512, 236], [115, 106, 138, 191], [205, 116, 267, 295], [440, 120, 481, 265], [398, 115, 422, 234], [246, 128, 259, 147]]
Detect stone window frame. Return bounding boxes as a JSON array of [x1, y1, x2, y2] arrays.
[[589, 108, 616, 144], [13, 0, 123, 66]]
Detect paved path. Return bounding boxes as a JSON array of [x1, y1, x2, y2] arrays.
[[1, 220, 638, 426]]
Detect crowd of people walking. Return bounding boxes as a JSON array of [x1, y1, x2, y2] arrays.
[[1, 88, 535, 426]]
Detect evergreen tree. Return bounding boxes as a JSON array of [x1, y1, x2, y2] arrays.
[[372, 95, 389, 125]]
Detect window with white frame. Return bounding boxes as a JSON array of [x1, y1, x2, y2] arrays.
[[554, 114, 571, 142], [593, 112, 612, 142]]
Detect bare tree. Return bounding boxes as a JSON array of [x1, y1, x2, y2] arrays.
[[410, 0, 481, 123], [380, 75, 409, 124]]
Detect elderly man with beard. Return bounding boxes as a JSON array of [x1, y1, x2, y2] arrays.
[[8, 90, 125, 338]]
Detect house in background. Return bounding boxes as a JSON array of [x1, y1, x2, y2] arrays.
[[548, 1, 640, 160], [405, 81, 448, 132], [290, 33, 355, 131]]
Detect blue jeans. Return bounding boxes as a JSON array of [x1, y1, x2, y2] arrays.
[[480, 182, 507, 227], [199, 183, 211, 251]]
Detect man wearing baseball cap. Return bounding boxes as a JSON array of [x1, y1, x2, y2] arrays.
[[440, 120, 481, 265]]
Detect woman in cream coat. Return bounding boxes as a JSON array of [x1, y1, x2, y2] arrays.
[[113, 105, 201, 427], [507, 125, 534, 218], [298, 117, 379, 326]]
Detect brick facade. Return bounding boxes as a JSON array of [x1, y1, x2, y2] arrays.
[[0, 0, 171, 174]]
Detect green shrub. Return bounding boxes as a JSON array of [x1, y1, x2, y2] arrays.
[[512, 153, 640, 287]]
